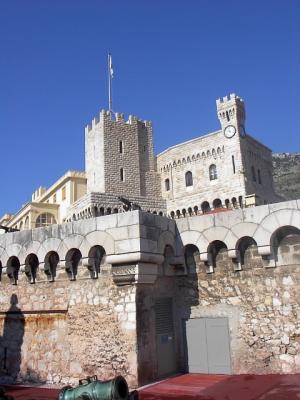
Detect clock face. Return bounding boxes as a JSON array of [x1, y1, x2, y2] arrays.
[[224, 125, 236, 138]]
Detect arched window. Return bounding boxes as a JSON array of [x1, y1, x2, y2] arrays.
[[251, 166, 256, 182], [165, 178, 170, 191], [185, 171, 193, 187], [35, 213, 56, 228], [209, 164, 217, 180]]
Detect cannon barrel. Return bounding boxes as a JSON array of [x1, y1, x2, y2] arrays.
[[58, 375, 129, 400]]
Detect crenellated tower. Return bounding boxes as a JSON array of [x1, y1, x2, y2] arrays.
[[216, 93, 246, 138], [85, 110, 160, 199]]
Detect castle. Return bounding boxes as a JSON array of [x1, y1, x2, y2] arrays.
[[0, 94, 299, 388], [0, 93, 281, 230]]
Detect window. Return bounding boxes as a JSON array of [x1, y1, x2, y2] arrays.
[[232, 155, 236, 174], [62, 186, 66, 200], [258, 169, 262, 184], [35, 213, 57, 228], [53, 194, 57, 203], [120, 168, 124, 182], [185, 171, 193, 187], [165, 178, 170, 191], [119, 141, 123, 154], [251, 166, 256, 182], [209, 164, 217, 180]]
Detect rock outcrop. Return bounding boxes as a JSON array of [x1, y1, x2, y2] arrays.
[[273, 153, 300, 200]]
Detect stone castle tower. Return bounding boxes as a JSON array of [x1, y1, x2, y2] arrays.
[[216, 93, 246, 136], [85, 110, 161, 199]]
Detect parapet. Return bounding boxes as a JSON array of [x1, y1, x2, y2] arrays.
[[85, 110, 152, 132], [216, 93, 244, 106], [31, 186, 47, 202]]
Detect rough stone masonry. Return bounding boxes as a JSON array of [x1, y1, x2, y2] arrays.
[[0, 202, 299, 387]]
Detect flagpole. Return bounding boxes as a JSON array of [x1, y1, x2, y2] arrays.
[[108, 53, 112, 112]]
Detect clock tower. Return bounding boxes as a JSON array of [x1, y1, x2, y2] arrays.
[[216, 93, 246, 138]]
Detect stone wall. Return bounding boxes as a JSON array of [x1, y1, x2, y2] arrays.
[[0, 204, 300, 387], [0, 271, 137, 387], [180, 232, 300, 374], [273, 153, 300, 200]]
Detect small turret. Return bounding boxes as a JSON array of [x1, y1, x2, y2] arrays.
[[216, 93, 246, 137]]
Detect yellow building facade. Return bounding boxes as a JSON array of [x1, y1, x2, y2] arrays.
[[0, 171, 86, 232]]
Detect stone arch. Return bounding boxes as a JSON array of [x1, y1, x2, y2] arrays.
[[196, 153, 200, 160], [184, 244, 200, 274], [158, 231, 175, 255], [65, 248, 82, 281], [176, 230, 209, 258], [87, 245, 106, 279], [271, 226, 300, 266], [2, 243, 22, 265], [6, 256, 20, 285], [37, 238, 63, 263], [253, 209, 300, 253], [208, 240, 228, 269], [237, 236, 262, 269], [202, 226, 232, 250], [201, 201, 211, 214], [24, 253, 39, 284], [217, 147, 221, 155], [58, 234, 85, 261], [79, 230, 114, 258], [19, 241, 41, 265], [213, 198, 222, 209], [44, 251, 59, 282]]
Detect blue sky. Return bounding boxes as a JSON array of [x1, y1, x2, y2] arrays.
[[0, 0, 299, 216]]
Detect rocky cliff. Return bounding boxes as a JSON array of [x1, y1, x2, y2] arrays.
[[273, 153, 300, 200]]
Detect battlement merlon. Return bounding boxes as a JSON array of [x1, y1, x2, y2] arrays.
[[85, 110, 153, 133], [216, 93, 244, 107]]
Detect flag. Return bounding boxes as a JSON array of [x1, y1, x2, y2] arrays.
[[109, 54, 114, 79]]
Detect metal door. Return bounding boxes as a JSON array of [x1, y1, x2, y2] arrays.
[[185, 317, 231, 374], [155, 298, 177, 377]]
